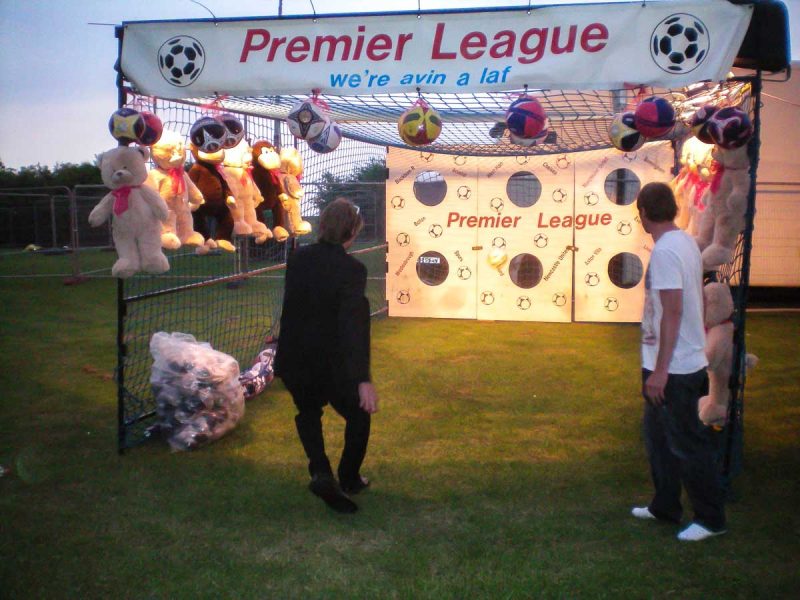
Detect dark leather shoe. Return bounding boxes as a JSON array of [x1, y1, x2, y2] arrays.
[[309, 474, 358, 513], [340, 475, 370, 495]]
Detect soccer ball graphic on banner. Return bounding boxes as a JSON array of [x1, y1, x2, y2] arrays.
[[480, 291, 495, 305], [552, 293, 567, 307], [534, 233, 549, 248], [457, 265, 472, 280], [396, 290, 411, 304], [650, 14, 709, 74], [190, 116, 228, 153], [429, 224, 443, 238], [585, 272, 600, 286], [308, 121, 342, 154], [158, 36, 205, 87], [287, 100, 330, 141], [517, 296, 532, 310], [390, 196, 405, 209], [398, 99, 443, 146], [396, 232, 411, 247]]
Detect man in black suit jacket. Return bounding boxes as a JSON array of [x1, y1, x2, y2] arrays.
[[275, 198, 379, 513]]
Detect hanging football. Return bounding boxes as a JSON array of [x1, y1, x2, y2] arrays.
[[136, 111, 164, 146], [398, 100, 442, 146], [505, 95, 547, 139], [308, 121, 342, 154], [633, 96, 676, 138], [689, 105, 718, 144], [286, 100, 330, 141], [706, 106, 753, 149], [189, 116, 228, 153], [108, 107, 144, 145], [608, 111, 645, 152], [216, 113, 245, 149]]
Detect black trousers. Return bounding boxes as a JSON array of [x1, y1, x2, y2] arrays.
[[642, 368, 726, 531], [281, 374, 371, 486]]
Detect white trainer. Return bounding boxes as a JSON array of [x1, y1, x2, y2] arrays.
[[631, 506, 657, 520], [677, 523, 727, 542]]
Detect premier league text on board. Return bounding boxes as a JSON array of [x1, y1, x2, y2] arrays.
[[239, 21, 607, 89]]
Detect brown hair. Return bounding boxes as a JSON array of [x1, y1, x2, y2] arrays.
[[636, 182, 677, 223], [318, 197, 363, 245]]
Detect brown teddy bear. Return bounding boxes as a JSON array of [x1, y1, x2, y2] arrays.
[[694, 145, 750, 270], [251, 140, 290, 242], [277, 147, 312, 236], [697, 282, 758, 427], [188, 144, 236, 253], [145, 130, 206, 251], [88, 146, 169, 278]]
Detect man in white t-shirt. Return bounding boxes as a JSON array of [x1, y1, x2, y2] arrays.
[[631, 182, 727, 542]]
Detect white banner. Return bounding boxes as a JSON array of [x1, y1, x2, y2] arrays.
[[121, 2, 752, 98]]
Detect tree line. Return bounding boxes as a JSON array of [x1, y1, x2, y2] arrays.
[[0, 161, 102, 189]]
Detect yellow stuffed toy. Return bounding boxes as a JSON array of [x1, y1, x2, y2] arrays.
[[222, 139, 272, 243], [145, 130, 206, 251], [277, 147, 312, 236]]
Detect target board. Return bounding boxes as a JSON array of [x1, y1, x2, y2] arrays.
[[386, 142, 672, 322]]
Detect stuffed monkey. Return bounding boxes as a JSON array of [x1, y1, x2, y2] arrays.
[[251, 140, 290, 242], [146, 130, 206, 252], [88, 146, 169, 278], [188, 144, 236, 253], [277, 147, 312, 236], [222, 139, 271, 243], [694, 144, 750, 270]]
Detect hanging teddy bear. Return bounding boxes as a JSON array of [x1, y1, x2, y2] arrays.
[[698, 282, 758, 427], [277, 147, 312, 236], [251, 140, 290, 242], [88, 145, 170, 278], [694, 144, 750, 270], [222, 139, 272, 243], [145, 130, 207, 252], [188, 144, 236, 253]]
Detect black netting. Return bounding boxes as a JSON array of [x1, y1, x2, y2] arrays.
[[145, 78, 754, 156]]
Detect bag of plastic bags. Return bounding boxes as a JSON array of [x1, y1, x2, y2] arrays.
[[149, 332, 244, 451]]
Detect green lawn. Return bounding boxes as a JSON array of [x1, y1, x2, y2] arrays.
[[0, 273, 798, 598]]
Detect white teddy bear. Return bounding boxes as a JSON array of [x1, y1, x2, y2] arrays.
[[89, 146, 170, 278]]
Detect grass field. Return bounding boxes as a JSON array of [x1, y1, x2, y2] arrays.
[[0, 266, 798, 598]]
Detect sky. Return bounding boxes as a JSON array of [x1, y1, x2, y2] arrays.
[[0, 0, 798, 169]]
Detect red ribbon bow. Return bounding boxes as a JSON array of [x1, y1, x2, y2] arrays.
[[112, 185, 139, 216], [168, 168, 185, 195], [709, 160, 724, 195]]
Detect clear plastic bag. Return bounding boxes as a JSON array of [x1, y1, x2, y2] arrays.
[[149, 332, 244, 451]]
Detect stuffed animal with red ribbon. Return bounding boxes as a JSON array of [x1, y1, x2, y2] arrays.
[[88, 145, 169, 278]]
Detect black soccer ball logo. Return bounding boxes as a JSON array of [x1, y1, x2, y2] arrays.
[[617, 220, 633, 236], [457, 265, 472, 280], [454, 155, 467, 166], [489, 197, 504, 214], [396, 232, 410, 247], [492, 236, 506, 249], [534, 233, 548, 248], [391, 195, 406, 210], [517, 296, 532, 310], [480, 291, 495, 306], [650, 14, 709, 74], [604, 297, 620, 312], [428, 224, 443, 238], [584, 192, 600, 206], [585, 272, 600, 286], [420, 152, 434, 162], [158, 36, 205, 87], [552, 292, 567, 307], [457, 186, 472, 200], [396, 290, 411, 304], [552, 188, 568, 203]]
